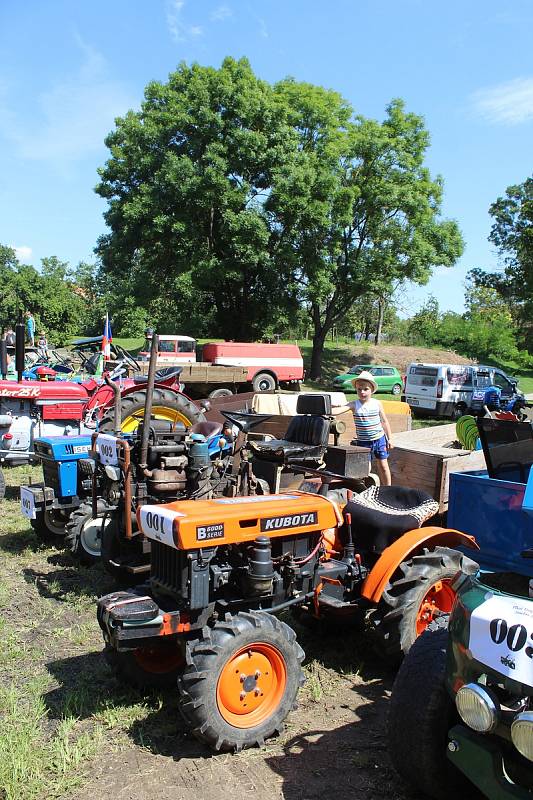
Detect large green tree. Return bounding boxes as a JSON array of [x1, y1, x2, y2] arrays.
[[96, 60, 463, 375]]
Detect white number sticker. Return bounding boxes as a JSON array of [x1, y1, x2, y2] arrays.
[[469, 594, 533, 685], [138, 505, 184, 547], [95, 434, 119, 466], [20, 486, 36, 519]]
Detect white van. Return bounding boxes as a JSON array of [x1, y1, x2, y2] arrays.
[[403, 363, 519, 419]]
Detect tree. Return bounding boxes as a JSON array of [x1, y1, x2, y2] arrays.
[[95, 62, 463, 371], [468, 176, 533, 351]]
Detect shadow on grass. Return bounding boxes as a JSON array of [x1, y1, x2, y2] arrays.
[[22, 558, 115, 603], [0, 527, 55, 554]]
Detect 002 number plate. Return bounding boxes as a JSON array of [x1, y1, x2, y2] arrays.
[[469, 594, 533, 685]]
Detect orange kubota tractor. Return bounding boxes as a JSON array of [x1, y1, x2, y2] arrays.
[[97, 394, 479, 753]]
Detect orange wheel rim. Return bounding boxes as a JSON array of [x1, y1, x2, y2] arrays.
[[134, 646, 184, 675], [217, 642, 287, 728], [416, 579, 455, 635]]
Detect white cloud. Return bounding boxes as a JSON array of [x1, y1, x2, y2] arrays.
[[0, 37, 135, 164], [471, 77, 533, 125], [166, 0, 203, 42], [12, 246, 32, 263], [210, 5, 232, 21]]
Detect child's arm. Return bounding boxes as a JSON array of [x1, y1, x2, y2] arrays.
[[378, 402, 393, 448], [331, 400, 355, 416]]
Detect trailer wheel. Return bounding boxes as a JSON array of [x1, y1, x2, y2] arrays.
[[64, 500, 111, 564], [178, 611, 305, 752], [252, 372, 276, 392], [208, 388, 234, 399], [104, 643, 185, 690], [31, 508, 69, 539], [370, 546, 475, 664], [99, 388, 204, 433], [0, 467, 5, 502], [388, 627, 472, 799]]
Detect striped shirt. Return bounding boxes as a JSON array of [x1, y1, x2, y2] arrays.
[[349, 398, 384, 441]]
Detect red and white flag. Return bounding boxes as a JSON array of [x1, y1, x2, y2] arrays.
[[102, 313, 112, 359]]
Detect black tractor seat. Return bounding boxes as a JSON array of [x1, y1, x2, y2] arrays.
[[343, 485, 439, 555], [248, 394, 332, 466]]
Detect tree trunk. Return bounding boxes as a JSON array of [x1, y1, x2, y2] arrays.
[[375, 296, 385, 344]]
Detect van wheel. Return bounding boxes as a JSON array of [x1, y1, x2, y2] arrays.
[[252, 373, 276, 392], [450, 404, 466, 421]]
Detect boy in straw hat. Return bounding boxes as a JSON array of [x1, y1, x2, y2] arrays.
[[332, 370, 393, 486]]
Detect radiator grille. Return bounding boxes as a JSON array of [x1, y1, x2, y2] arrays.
[[42, 461, 60, 493], [150, 541, 184, 599]]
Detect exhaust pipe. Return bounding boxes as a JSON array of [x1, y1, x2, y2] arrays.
[[15, 312, 25, 383], [139, 332, 159, 469]]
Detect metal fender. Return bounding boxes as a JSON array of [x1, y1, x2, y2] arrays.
[[361, 526, 479, 605]]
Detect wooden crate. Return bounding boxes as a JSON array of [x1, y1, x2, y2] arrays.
[[389, 423, 486, 513]]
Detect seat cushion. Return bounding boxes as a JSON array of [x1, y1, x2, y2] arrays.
[[343, 485, 439, 554], [285, 415, 330, 447]]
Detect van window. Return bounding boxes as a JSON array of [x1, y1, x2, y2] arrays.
[[408, 366, 438, 387], [177, 340, 195, 353], [493, 372, 511, 390], [447, 366, 472, 386], [475, 369, 492, 388], [159, 341, 176, 353]]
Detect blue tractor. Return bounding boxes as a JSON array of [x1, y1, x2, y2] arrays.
[[20, 434, 94, 538]]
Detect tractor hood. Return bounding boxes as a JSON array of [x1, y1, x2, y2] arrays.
[[138, 492, 342, 550], [0, 380, 89, 402]]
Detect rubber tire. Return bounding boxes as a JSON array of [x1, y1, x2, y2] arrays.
[[104, 643, 185, 690], [450, 404, 466, 421], [100, 515, 148, 585], [370, 546, 478, 664], [252, 373, 276, 393], [391, 384, 402, 396], [64, 500, 110, 565], [208, 388, 234, 400], [178, 611, 305, 752], [30, 508, 69, 539], [99, 388, 205, 432], [388, 627, 474, 800], [0, 467, 5, 502]]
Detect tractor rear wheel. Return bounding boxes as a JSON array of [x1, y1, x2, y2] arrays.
[[64, 500, 112, 565], [178, 611, 305, 752], [370, 546, 476, 664], [31, 508, 69, 539], [99, 388, 204, 434], [104, 643, 185, 690], [388, 627, 474, 799]]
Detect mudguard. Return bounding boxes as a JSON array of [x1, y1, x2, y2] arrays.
[[361, 526, 479, 604]]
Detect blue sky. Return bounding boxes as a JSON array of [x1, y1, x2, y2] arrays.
[[1, 0, 532, 317]]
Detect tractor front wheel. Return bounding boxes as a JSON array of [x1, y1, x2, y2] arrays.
[[104, 643, 185, 690], [388, 627, 473, 799], [178, 611, 305, 752], [64, 500, 112, 565], [31, 508, 70, 539], [370, 546, 476, 664]]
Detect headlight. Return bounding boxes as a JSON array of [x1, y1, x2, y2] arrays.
[[511, 712, 533, 762], [456, 683, 500, 733]]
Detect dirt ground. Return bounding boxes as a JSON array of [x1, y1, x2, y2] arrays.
[[1, 469, 420, 800], [344, 343, 473, 374]]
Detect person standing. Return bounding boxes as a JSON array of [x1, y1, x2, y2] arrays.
[[333, 370, 394, 486], [25, 311, 35, 347], [4, 326, 16, 347]]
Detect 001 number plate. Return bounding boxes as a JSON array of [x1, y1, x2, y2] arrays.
[[469, 594, 533, 684], [20, 486, 36, 519]]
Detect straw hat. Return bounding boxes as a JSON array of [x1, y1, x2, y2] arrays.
[[352, 370, 378, 392]]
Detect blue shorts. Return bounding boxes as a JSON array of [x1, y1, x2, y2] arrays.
[[354, 434, 389, 460]]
